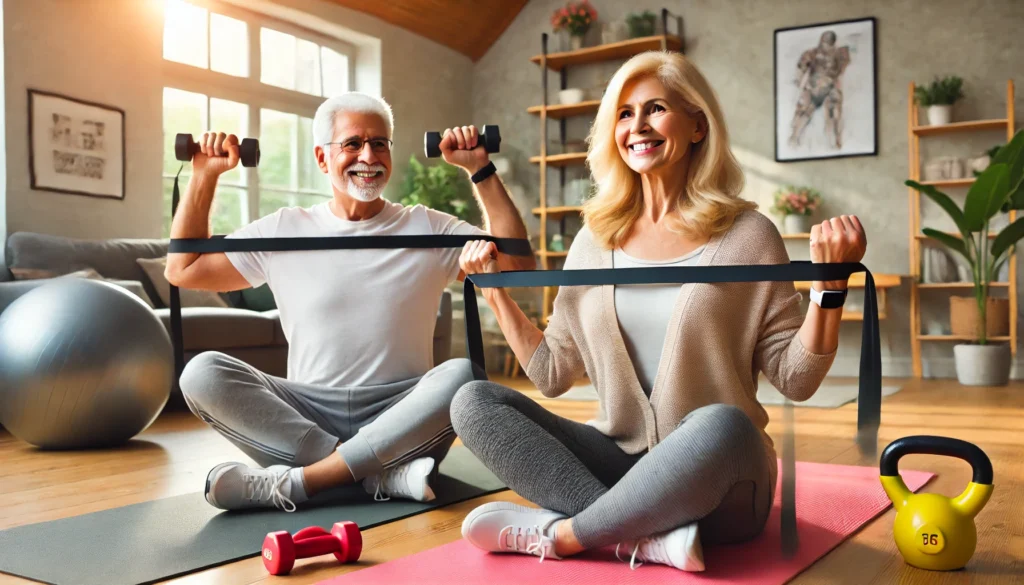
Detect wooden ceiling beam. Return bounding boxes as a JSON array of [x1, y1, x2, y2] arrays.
[[325, 0, 529, 61]]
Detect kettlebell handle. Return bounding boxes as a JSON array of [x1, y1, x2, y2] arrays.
[[880, 435, 992, 485]]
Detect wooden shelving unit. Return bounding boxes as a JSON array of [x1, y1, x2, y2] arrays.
[[526, 100, 600, 118], [529, 8, 685, 324], [907, 80, 1017, 378], [530, 34, 684, 71]]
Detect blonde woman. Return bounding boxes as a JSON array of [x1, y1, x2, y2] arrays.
[[451, 51, 866, 572]]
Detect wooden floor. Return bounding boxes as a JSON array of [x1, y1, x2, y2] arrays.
[[2, 376, 1023, 584]]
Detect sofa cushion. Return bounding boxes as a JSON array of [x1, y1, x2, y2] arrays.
[[6, 232, 169, 306], [241, 284, 277, 311], [263, 309, 287, 344], [154, 307, 281, 350], [8, 266, 155, 308], [136, 257, 230, 309]]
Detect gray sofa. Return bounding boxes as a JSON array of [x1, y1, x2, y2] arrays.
[[0, 232, 453, 409]]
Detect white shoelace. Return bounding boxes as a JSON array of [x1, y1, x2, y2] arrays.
[[371, 464, 416, 502], [371, 466, 402, 502], [372, 477, 390, 502], [498, 525, 555, 562], [245, 470, 296, 512], [615, 538, 667, 570]]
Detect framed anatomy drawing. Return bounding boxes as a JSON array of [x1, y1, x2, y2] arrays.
[[28, 89, 125, 199], [774, 17, 877, 162]]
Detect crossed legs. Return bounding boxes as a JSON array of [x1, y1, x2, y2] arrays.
[[451, 381, 773, 570], [180, 351, 475, 510]]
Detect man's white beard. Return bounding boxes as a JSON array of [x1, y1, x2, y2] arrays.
[[338, 163, 387, 202]]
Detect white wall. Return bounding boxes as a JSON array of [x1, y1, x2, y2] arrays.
[[4, 0, 474, 240], [4, 0, 164, 240]]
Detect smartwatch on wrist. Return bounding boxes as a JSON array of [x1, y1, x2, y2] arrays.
[[809, 286, 848, 309], [471, 161, 497, 184]]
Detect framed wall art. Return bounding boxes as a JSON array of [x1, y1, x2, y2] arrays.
[[28, 89, 125, 199], [774, 17, 877, 162]]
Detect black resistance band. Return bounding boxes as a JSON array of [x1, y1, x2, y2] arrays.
[[167, 230, 881, 443]]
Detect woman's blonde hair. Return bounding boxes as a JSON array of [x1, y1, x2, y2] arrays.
[[583, 51, 755, 249]]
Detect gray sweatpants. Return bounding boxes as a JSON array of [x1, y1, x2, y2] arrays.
[[451, 381, 774, 548], [179, 352, 475, 481]]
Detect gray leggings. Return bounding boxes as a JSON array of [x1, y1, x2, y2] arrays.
[[179, 352, 475, 481], [450, 381, 774, 549]]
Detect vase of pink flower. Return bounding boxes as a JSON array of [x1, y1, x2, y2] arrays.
[[771, 185, 821, 234], [552, 0, 597, 50]]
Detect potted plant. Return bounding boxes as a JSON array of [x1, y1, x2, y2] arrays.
[[906, 129, 1024, 386], [551, 1, 597, 51], [625, 10, 657, 38], [914, 76, 965, 126], [770, 185, 821, 234], [398, 155, 479, 226]]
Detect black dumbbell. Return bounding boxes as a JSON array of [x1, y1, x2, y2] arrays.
[[175, 133, 260, 167], [424, 125, 500, 158]]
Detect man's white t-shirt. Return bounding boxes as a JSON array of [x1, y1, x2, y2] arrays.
[[225, 200, 485, 388]]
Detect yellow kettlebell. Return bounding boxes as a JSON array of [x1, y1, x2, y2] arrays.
[[879, 435, 993, 571]]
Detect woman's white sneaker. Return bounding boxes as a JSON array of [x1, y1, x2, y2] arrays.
[[462, 502, 567, 562], [616, 522, 705, 572]]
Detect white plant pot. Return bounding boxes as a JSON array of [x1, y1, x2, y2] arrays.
[[927, 105, 953, 126], [783, 214, 812, 234], [953, 343, 1011, 386], [558, 88, 584, 105]]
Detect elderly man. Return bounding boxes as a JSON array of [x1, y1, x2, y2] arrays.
[[166, 92, 533, 512]]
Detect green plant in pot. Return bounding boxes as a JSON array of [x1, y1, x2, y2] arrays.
[[914, 75, 964, 126], [626, 10, 656, 38], [398, 155, 479, 226], [906, 129, 1024, 386]]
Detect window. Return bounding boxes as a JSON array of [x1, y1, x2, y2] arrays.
[[161, 0, 356, 237], [260, 27, 350, 96], [258, 109, 330, 217], [162, 89, 249, 234]]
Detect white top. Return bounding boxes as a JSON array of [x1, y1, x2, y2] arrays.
[[612, 245, 705, 396], [226, 200, 485, 388]]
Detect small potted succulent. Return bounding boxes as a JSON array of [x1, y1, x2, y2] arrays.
[[914, 76, 965, 126], [770, 185, 821, 234], [551, 1, 598, 51]]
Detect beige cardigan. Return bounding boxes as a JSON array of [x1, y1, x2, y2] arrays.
[[525, 210, 836, 486]]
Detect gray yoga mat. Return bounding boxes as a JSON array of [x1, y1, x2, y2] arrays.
[[0, 446, 504, 585], [756, 382, 903, 407], [554, 382, 903, 408]]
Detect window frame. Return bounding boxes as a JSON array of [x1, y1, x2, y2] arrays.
[[162, 0, 355, 232]]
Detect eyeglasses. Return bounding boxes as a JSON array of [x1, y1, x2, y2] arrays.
[[325, 137, 393, 154]]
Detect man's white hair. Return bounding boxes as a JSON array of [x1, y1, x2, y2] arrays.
[[312, 92, 394, 146]]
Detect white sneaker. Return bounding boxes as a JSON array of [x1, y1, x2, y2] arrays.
[[363, 457, 436, 502], [204, 462, 303, 512], [461, 502, 567, 562], [616, 522, 705, 572]]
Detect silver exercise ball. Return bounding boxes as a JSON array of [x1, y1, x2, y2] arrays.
[[0, 278, 173, 449]]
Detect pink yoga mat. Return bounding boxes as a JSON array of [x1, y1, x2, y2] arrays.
[[318, 461, 934, 585]]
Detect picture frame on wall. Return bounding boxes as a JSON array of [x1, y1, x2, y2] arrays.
[[774, 17, 877, 162], [28, 89, 125, 199]]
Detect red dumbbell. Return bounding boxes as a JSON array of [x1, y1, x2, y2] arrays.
[[262, 521, 362, 575]]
